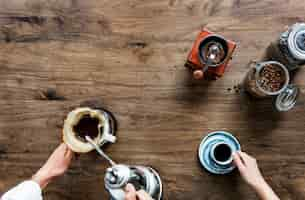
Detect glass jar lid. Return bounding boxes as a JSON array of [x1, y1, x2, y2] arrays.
[[288, 23, 305, 60], [275, 84, 299, 111]]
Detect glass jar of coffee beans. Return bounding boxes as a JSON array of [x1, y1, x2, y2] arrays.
[[243, 61, 290, 98]]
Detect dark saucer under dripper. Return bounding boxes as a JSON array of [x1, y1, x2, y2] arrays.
[[198, 131, 241, 174]]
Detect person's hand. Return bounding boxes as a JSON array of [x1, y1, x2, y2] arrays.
[[32, 143, 73, 189], [233, 151, 265, 188], [233, 151, 280, 200], [125, 183, 154, 200]]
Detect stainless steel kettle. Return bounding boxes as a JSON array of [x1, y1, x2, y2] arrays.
[[105, 164, 162, 200], [85, 136, 163, 200]]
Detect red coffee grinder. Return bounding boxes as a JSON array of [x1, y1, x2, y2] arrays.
[[185, 28, 236, 79]]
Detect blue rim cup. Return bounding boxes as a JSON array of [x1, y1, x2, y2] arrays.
[[210, 142, 233, 166]]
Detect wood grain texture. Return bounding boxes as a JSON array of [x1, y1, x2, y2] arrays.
[[0, 0, 305, 199]]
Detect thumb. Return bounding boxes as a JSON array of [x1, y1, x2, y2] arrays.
[[125, 183, 136, 193], [136, 190, 153, 200], [233, 151, 245, 172], [64, 147, 73, 158], [125, 183, 137, 200]]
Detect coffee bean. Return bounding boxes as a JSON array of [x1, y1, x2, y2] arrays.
[[258, 64, 286, 92]]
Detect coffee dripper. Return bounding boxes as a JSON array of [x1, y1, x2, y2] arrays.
[[85, 136, 163, 200]]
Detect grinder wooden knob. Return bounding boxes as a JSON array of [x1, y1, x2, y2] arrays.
[[193, 70, 204, 79]]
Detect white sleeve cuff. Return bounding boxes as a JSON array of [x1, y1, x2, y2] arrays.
[[1, 180, 43, 200]]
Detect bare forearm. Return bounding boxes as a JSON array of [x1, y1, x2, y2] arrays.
[[32, 168, 54, 189], [254, 180, 280, 200], [233, 152, 280, 200], [31, 143, 73, 189]]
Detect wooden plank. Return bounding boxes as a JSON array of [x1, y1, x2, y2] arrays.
[[0, 0, 305, 199]]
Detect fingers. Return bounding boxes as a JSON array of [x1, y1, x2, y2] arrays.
[[125, 183, 136, 193], [64, 149, 74, 164], [233, 151, 245, 172], [55, 143, 73, 158], [136, 190, 153, 200], [64, 145, 73, 158], [239, 151, 251, 160], [125, 185, 153, 200], [125, 184, 137, 200], [239, 151, 256, 165], [125, 191, 136, 200], [48, 143, 66, 159], [54, 143, 66, 153]]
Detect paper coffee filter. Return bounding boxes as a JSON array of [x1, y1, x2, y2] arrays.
[[63, 107, 115, 153]]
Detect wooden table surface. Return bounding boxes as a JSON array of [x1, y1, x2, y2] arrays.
[[0, 0, 305, 199]]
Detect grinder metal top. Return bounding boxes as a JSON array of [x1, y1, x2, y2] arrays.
[[198, 35, 228, 68]]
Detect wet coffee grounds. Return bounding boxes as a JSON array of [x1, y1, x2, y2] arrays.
[[258, 64, 286, 93], [73, 114, 100, 142]]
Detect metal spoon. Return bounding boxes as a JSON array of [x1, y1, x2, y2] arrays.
[[85, 135, 116, 166]]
